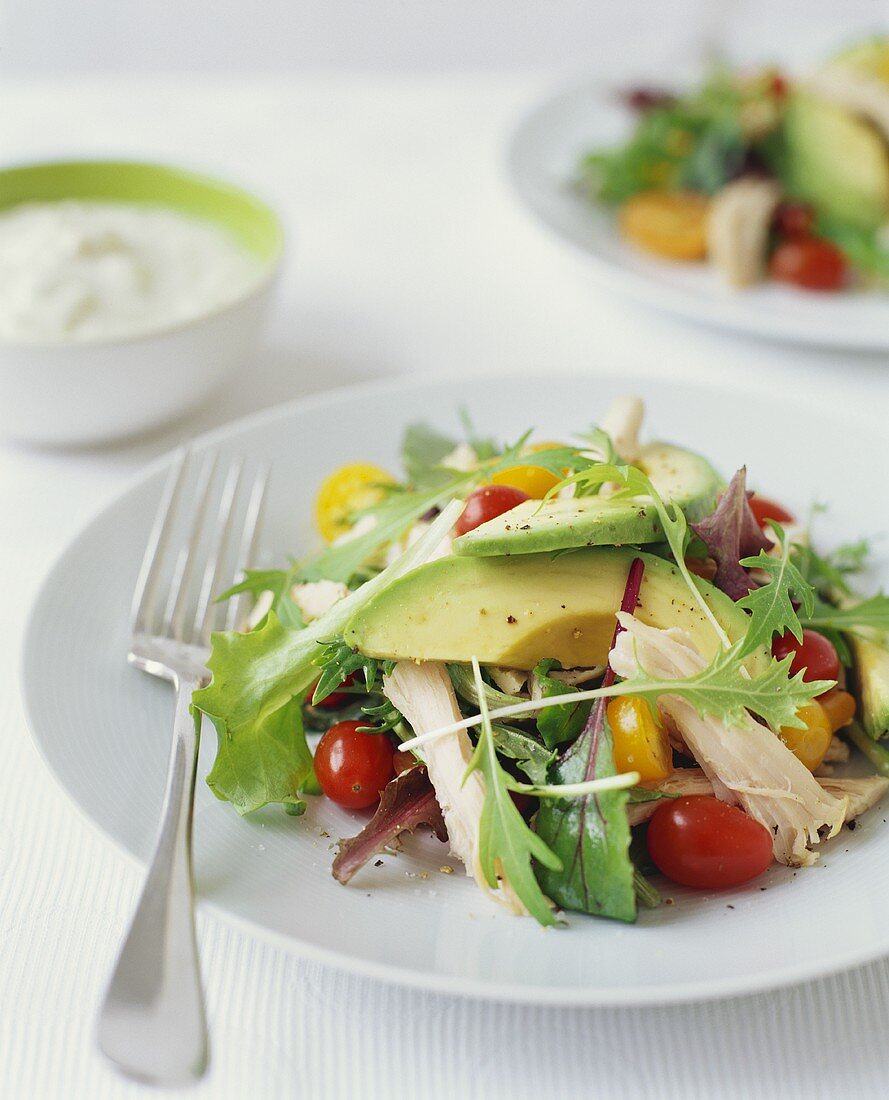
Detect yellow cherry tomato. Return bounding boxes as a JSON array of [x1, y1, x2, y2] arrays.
[[314, 462, 393, 542], [491, 442, 567, 499], [606, 696, 672, 782], [778, 702, 833, 772], [619, 189, 710, 261], [819, 689, 856, 733]]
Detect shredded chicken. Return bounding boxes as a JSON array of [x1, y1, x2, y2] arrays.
[[383, 661, 527, 914], [609, 614, 847, 865], [629, 767, 889, 828], [599, 394, 644, 463], [707, 178, 783, 287], [489, 667, 527, 695], [291, 579, 349, 623], [550, 666, 606, 687]]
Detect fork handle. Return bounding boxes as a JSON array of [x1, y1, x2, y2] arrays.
[[97, 678, 208, 1086]]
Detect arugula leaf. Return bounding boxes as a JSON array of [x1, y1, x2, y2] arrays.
[[792, 540, 870, 600], [312, 638, 386, 704], [618, 647, 831, 732], [690, 467, 770, 599], [401, 423, 460, 489], [194, 504, 463, 814], [802, 594, 889, 637], [533, 659, 593, 749], [299, 474, 477, 584], [534, 698, 636, 922], [738, 521, 815, 655], [218, 568, 305, 629], [466, 658, 561, 926], [490, 725, 555, 786], [448, 664, 524, 711]]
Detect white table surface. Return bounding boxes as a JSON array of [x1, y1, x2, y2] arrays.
[[3, 73, 889, 1100]]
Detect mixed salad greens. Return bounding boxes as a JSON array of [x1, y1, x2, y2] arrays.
[[192, 396, 889, 925], [581, 36, 889, 291]]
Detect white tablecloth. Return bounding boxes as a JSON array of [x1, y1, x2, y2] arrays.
[[3, 74, 889, 1100]]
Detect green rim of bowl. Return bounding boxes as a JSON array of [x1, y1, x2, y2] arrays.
[[0, 159, 283, 263]]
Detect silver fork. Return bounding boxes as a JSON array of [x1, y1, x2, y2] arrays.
[[96, 448, 267, 1087]]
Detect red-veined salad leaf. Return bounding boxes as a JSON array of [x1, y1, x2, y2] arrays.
[[332, 764, 447, 884], [533, 559, 644, 922], [690, 467, 770, 599]]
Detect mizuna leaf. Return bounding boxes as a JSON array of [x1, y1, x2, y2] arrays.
[[738, 521, 816, 655]]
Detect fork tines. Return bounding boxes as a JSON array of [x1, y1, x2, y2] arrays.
[[131, 449, 268, 647]]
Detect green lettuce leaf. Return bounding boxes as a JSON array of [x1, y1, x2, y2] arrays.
[[534, 700, 635, 922], [533, 659, 593, 749], [193, 504, 462, 814]]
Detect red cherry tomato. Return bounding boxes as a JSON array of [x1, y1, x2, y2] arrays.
[[748, 494, 795, 530], [647, 796, 773, 889], [769, 73, 788, 99], [769, 236, 847, 291], [773, 201, 814, 239], [314, 720, 395, 809], [772, 629, 840, 688], [312, 671, 357, 709], [454, 485, 530, 537]]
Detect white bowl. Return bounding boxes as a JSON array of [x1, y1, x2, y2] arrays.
[[0, 160, 284, 446]]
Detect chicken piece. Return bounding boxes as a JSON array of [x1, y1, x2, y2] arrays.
[[383, 660, 527, 914], [290, 579, 349, 623], [489, 667, 527, 695], [707, 178, 783, 287], [609, 614, 847, 865], [599, 394, 644, 463], [629, 767, 889, 828]]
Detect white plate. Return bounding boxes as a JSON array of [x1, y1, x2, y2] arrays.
[[508, 80, 889, 350], [21, 372, 889, 1005]]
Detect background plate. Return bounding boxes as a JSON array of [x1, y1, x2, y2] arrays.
[[21, 372, 889, 1004], [508, 80, 889, 350]]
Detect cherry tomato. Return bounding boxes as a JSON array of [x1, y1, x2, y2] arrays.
[[454, 485, 530, 537], [769, 73, 788, 99], [772, 629, 840, 688], [769, 236, 847, 291], [819, 688, 857, 733], [393, 749, 419, 776], [314, 462, 394, 542], [647, 796, 773, 890], [778, 701, 833, 772], [314, 720, 395, 809], [773, 201, 815, 239], [748, 493, 795, 530]]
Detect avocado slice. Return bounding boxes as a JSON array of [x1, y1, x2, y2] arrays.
[[780, 93, 889, 231], [344, 547, 763, 672], [851, 632, 889, 739], [452, 441, 720, 558]]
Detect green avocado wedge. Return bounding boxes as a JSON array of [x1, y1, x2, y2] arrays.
[[851, 632, 889, 739], [344, 547, 764, 673], [452, 442, 721, 558], [779, 94, 889, 231]]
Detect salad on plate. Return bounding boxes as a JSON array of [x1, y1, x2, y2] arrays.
[[193, 396, 889, 926], [581, 37, 889, 292]]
